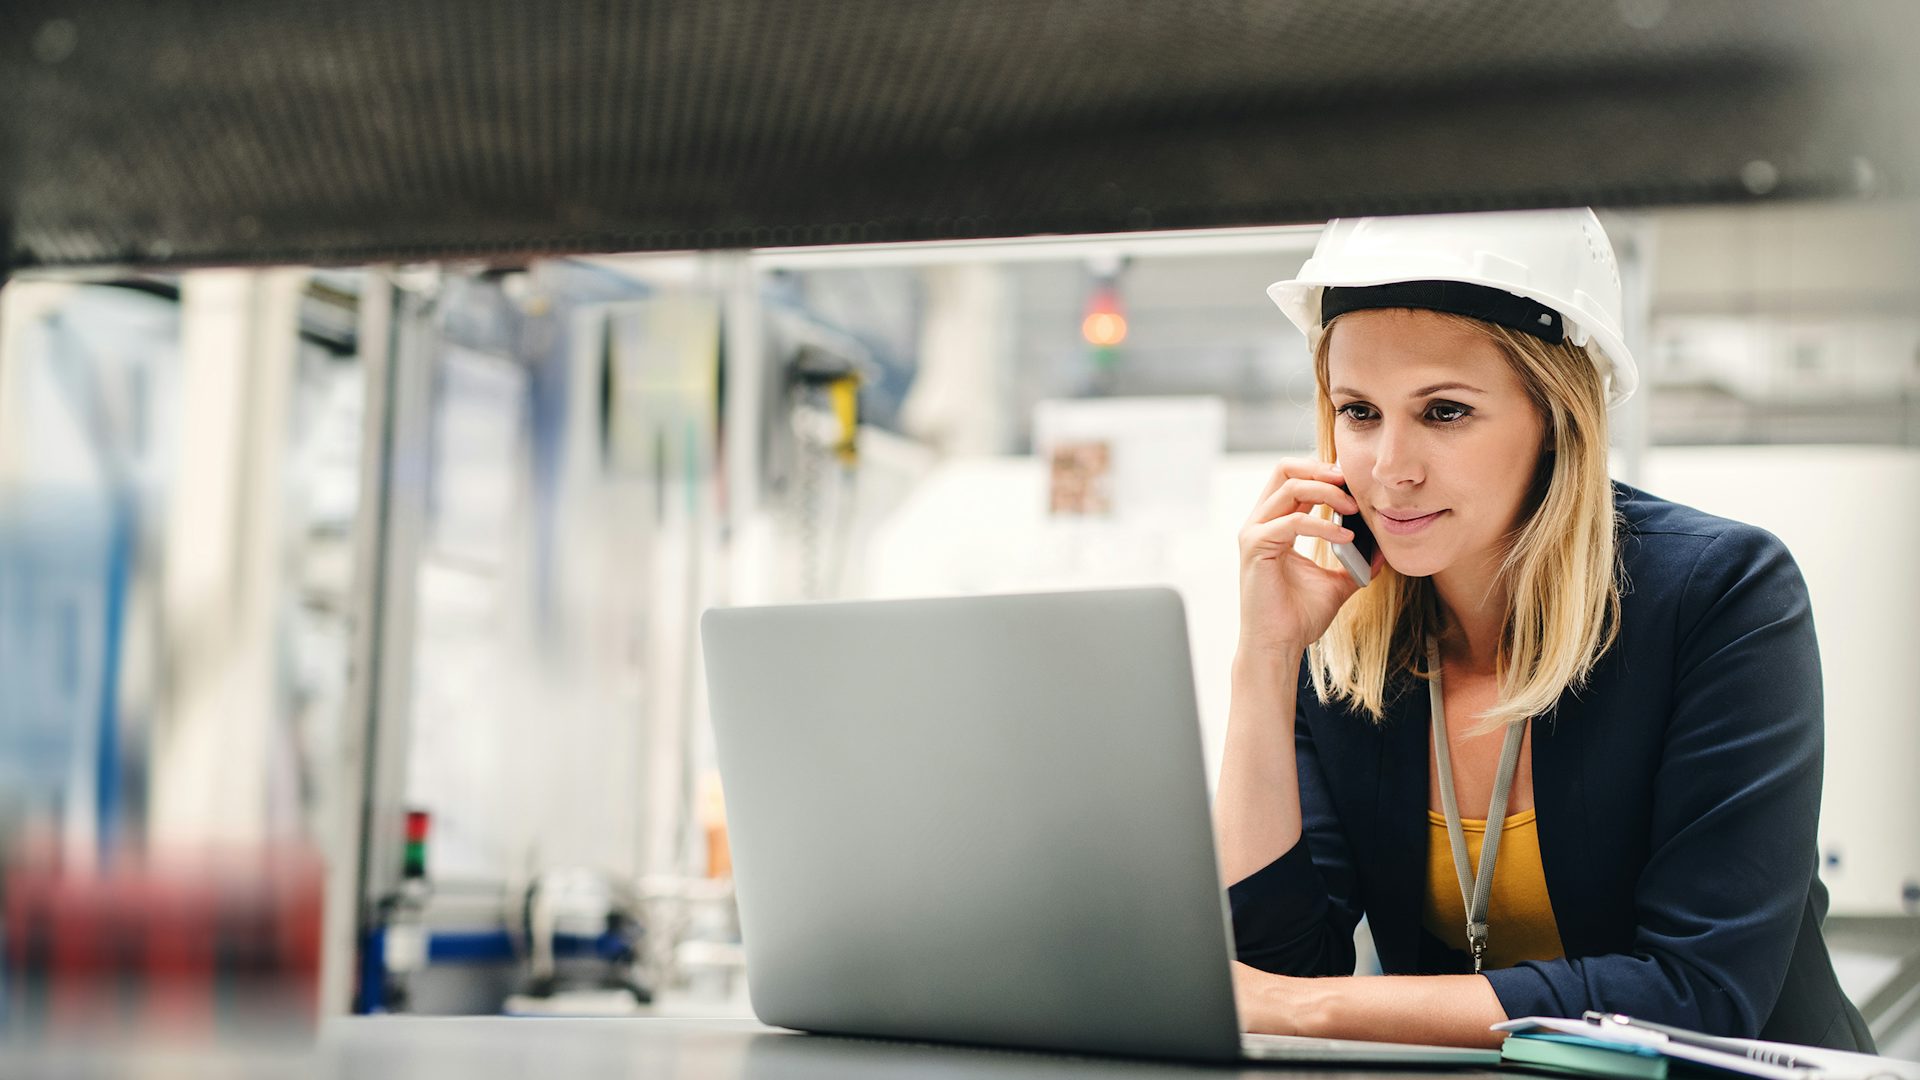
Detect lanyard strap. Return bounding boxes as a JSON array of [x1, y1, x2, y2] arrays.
[[1427, 637, 1527, 974]]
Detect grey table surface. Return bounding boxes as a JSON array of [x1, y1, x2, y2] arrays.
[[325, 1017, 1508, 1080], [2, 1017, 1513, 1078]]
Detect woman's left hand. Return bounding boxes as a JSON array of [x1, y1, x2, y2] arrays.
[[1231, 962, 1320, 1036]]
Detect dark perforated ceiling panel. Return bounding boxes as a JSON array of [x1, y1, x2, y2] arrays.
[[2, 0, 1914, 271]]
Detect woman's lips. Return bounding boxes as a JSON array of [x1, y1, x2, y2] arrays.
[[1377, 509, 1446, 535]]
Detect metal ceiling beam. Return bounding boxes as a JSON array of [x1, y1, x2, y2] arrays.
[[3, 0, 1915, 271]]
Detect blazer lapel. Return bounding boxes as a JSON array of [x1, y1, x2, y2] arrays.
[[1370, 676, 1432, 972], [1531, 698, 1597, 957]]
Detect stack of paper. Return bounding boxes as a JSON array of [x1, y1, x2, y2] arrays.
[[1494, 1016, 1920, 1080]]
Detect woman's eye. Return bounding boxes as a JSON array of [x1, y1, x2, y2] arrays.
[[1338, 401, 1469, 423]]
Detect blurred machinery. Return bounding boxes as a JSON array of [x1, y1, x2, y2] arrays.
[[345, 261, 774, 1017], [359, 812, 653, 1017], [505, 869, 649, 1016], [3, 841, 324, 1043], [783, 341, 867, 600]]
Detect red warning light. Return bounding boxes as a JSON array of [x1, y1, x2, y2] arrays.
[[1081, 292, 1128, 347]]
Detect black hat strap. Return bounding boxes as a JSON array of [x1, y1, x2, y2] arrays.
[[1321, 280, 1565, 345]]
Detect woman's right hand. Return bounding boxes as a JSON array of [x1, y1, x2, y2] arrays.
[[1237, 459, 1373, 658]]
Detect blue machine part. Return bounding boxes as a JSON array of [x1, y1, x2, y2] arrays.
[[426, 930, 628, 965], [0, 492, 130, 844], [354, 925, 634, 1012]]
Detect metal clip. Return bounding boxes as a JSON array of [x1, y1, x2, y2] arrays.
[[1468, 923, 1488, 974]]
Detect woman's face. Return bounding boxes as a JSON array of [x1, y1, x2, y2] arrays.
[[1325, 308, 1546, 581]]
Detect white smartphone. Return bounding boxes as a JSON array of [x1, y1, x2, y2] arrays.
[[1330, 485, 1377, 587]]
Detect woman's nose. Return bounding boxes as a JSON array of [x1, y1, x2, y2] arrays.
[[1369, 419, 1424, 488]]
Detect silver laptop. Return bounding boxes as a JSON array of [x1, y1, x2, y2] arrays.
[[700, 586, 1499, 1067]]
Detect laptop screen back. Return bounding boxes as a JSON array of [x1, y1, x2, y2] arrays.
[[700, 587, 1243, 1061]]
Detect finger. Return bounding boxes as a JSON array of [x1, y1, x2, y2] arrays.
[[1242, 520, 1368, 601], [1246, 476, 1358, 528], [1242, 510, 1353, 556], [1245, 461, 1300, 520], [1247, 459, 1344, 518]]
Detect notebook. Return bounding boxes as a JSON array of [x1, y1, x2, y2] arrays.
[[1502, 1032, 1668, 1080]]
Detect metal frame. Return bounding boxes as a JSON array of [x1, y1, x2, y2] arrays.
[[335, 269, 439, 1013]]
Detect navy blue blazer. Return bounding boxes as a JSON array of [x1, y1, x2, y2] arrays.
[[1228, 482, 1874, 1052]]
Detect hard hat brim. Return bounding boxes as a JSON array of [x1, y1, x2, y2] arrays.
[[1267, 275, 1638, 408]]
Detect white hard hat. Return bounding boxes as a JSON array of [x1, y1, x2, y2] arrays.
[[1267, 208, 1637, 407]]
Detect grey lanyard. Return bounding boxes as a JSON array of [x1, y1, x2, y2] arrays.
[[1428, 637, 1527, 974]]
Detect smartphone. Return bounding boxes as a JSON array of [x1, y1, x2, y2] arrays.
[[1329, 485, 1377, 587]]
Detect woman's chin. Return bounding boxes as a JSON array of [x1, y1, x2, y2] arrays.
[[1380, 554, 1440, 580]]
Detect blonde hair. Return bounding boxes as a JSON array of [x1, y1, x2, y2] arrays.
[[1306, 311, 1623, 733]]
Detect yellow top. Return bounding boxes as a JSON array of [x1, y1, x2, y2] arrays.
[[1421, 808, 1565, 969]]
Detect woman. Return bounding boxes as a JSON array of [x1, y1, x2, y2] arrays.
[[1217, 209, 1874, 1052]]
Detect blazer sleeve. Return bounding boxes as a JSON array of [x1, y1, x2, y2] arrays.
[[1483, 523, 1825, 1037], [1226, 660, 1366, 976]]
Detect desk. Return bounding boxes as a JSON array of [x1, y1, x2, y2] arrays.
[[1, 1016, 1508, 1078], [323, 1017, 1504, 1080]]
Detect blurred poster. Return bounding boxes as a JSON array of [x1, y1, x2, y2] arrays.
[[606, 290, 720, 479], [1033, 397, 1223, 528], [1046, 439, 1112, 516]]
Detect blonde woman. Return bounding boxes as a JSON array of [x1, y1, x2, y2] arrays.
[[1217, 210, 1873, 1052]]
